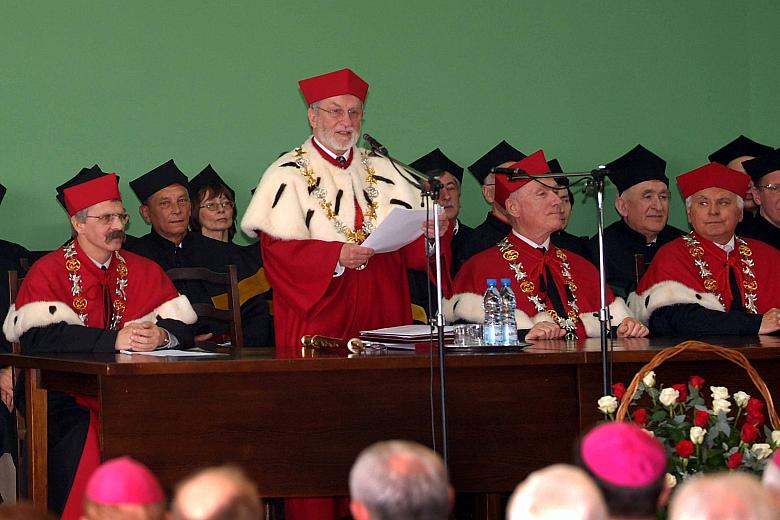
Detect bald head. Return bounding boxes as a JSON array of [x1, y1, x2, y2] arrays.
[[508, 464, 607, 520], [669, 472, 778, 520], [349, 440, 452, 520], [171, 466, 260, 520]]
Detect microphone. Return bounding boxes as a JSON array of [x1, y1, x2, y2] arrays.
[[490, 167, 527, 175], [363, 134, 389, 156]]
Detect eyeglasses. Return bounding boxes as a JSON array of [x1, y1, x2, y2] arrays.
[[200, 201, 235, 211], [316, 106, 364, 121], [86, 213, 130, 225], [756, 184, 780, 193], [157, 198, 190, 210]]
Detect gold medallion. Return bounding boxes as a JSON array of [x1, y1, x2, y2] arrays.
[[503, 250, 519, 261], [520, 280, 535, 294], [113, 300, 126, 313], [73, 296, 87, 311], [739, 245, 752, 257], [703, 278, 718, 292], [689, 246, 704, 258], [66, 258, 81, 272], [744, 280, 758, 291], [116, 263, 128, 277]]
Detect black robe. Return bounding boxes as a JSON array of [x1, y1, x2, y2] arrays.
[[586, 219, 685, 299], [456, 212, 512, 267], [408, 220, 473, 324], [551, 230, 592, 262], [739, 213, 780, 250], [125, 230, 273, 346]]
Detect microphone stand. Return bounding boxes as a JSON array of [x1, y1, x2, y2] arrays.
[[491, 167, 613, 396], [366, 143, 450, 467]]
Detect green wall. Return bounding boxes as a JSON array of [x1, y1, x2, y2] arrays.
[[2, 1, 778, 249]]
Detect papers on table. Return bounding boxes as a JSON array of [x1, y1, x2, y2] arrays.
[[361, 208, 428, 253], [119, 348, 224, 357], [359, 324, 454, 343]]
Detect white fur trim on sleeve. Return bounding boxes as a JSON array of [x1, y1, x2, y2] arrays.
[[2, 301, 83, 343], [629, 281, 724, 323], [580, 297, 633, 337], [124, 294, 198, 326]]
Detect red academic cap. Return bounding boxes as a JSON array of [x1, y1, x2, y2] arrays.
[[62, 173, 121, 216], [494, 149, 551, 209], [676, 162, 751, 200], [580, 422, 666, 487], [85, 456, 164, 505], [299, 68, 369, 105]]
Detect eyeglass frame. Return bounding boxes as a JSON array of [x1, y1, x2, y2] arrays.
[[199, 201, 235, 211], [156, 197, 191, 211], [86, 213, 130, 225], [755, 183, 780, 193], [315, 105, 364, 122]]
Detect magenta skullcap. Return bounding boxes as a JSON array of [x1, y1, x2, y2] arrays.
[[85, 456, 164, 505], [772, 449, 780, 468], [580, 422, 667, 487]]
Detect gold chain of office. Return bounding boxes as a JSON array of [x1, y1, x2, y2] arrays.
[[497, 238, 580, 339], [294, 147, 379, 244], [63, 242, 128, 328], [683, 232, 758, 314]]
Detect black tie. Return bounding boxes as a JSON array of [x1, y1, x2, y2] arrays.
[[728, 266, 744, 311], [101, 266, 113, 329], [538, 248, 568, 318]]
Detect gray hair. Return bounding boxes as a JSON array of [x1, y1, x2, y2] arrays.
[[684, 194, 744, 210], [669, 472, 778, 520], [349, 440, 450, 520], [73, 208, 89, 223], [171, 465, 261, 520], [508, 464, 608, 520]]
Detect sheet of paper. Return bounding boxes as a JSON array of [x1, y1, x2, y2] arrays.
[[361, 208, 428, 253], [119, 349, 224, 357]]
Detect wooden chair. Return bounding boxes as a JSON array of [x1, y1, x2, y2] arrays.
[[6, 270, 26, 499], [166, 264, 244, 349], [634, 253, 649, 288]]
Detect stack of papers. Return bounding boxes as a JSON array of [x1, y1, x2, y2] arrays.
[[359, 324, 454, 343]]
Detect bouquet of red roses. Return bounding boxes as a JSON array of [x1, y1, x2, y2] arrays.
[[598, 372, 779, 484]]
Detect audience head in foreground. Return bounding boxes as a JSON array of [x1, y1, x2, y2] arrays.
[[171, 465, 261, 520], [81, 456, 165, 520], [762, 449, 780, 510], [507, 463, 607, 520], [349, 440, 452, 520], [577, 422, 669, 519], [669, 471, 778, 520]]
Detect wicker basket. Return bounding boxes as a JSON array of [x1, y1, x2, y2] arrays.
[[615, 340, 780, 429]]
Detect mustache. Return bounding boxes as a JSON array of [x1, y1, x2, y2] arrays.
[[106, 230, 126, 243]]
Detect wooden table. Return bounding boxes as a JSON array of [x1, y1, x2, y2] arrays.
[[4, 336, 780, 508]]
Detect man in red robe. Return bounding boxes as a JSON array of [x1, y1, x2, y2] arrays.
[[631, 162, 780, 336], [446, 150, 648, 340], [241, 68, 447, 356], [240, 67, 448, 520], [3, 173, 196, 519]]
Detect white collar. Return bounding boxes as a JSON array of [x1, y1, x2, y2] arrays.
[[512, 230, 550, 250], [713, 236, 736, 253], [313, 137, 352, 161]]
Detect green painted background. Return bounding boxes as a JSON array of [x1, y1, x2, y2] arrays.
[[2, 1, 778, 249]]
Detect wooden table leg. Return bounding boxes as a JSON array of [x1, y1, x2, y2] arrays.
[[25, 368, 47, 508]]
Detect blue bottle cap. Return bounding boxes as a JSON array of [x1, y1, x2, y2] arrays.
[[500, 278, 512, 285], [486, 278, 497, 286]]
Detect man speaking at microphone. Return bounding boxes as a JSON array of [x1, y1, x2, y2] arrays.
[[242, 68, 448, 354]]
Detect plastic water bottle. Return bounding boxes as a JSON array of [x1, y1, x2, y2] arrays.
[[482, 279, 503, 345], [499, 278, 518, 345]]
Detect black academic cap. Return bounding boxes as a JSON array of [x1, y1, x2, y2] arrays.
[[189, 164, 235, 201], [0, 183, 6, 206], [130, 159, 188, 204], [742, 148, 780, 183], [604, 144, 668, 195], [467, 140, 525, 185], [548, 158, 569, 187], [55, 164, 110, 209], [708, 135, 773, 166], [409, 148, 464, 184]]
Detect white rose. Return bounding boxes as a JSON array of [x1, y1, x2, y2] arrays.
[[712, 398, 731, 415], [643, 429, 655, 438], [733, 391, 750, 408], [598, 395, 618, 415], [659, 387, 680, 407], [643, 371, 656, 388], [710, 386, 729, 400], [772, 430, 780, 446], [665, 473, 677, 489], [690, 426, 706, 445], [751, 443, 773, 461]]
